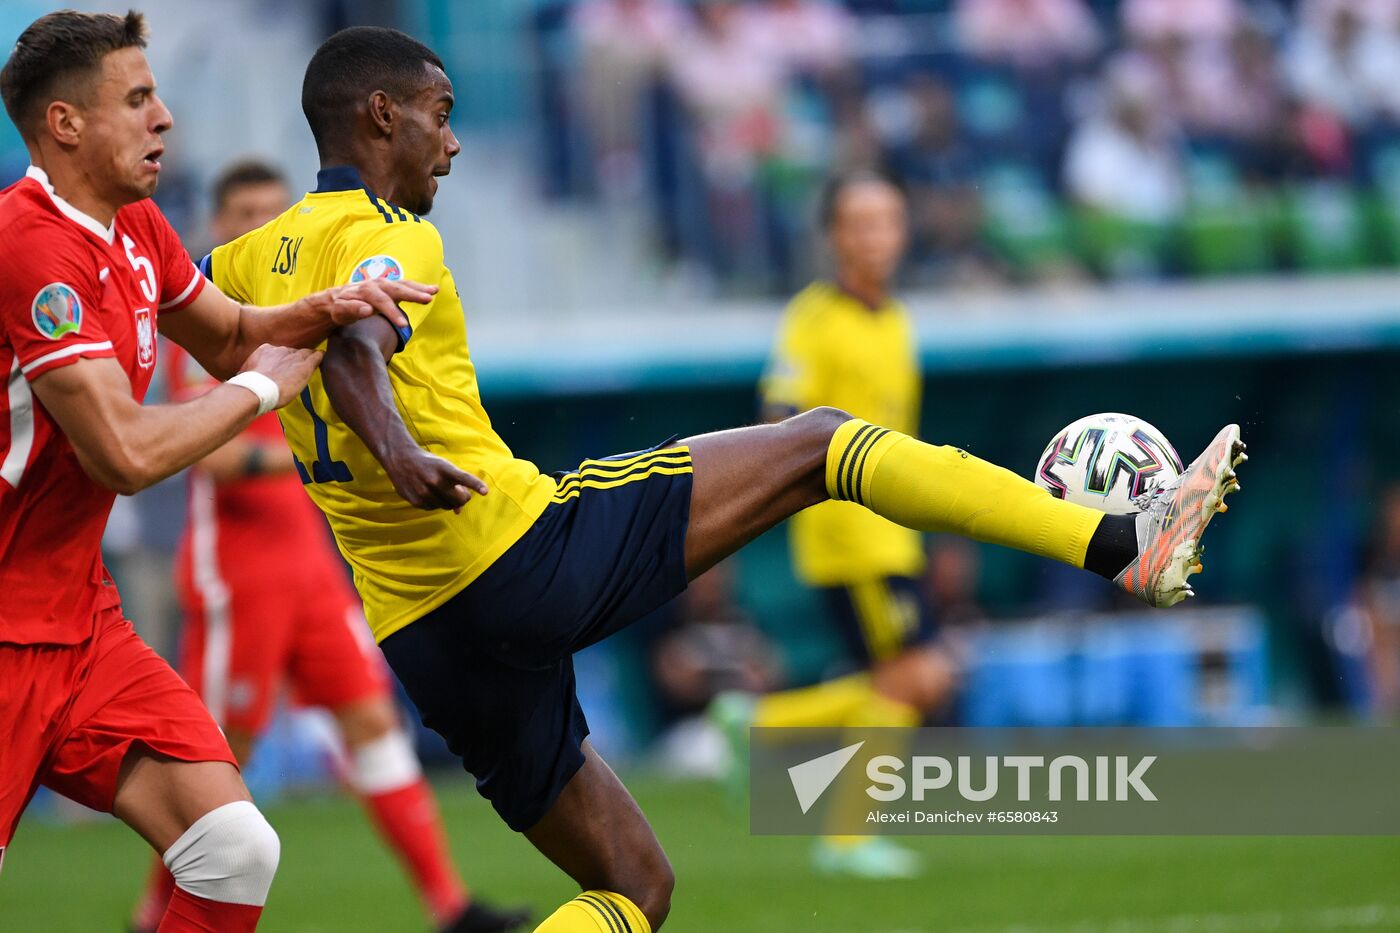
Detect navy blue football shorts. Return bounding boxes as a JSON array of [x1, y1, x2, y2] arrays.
[[822, 575, 937, 666], [380, 439, 693, 831]]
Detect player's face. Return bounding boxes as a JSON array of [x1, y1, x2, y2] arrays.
[[391, 65, 460, 215], [829, 180, 908, 288], [212, 182, 292, 243], [76, 47, 172, 205]]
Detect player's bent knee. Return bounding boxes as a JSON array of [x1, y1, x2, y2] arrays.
[[875, 648, 959, 714], [161, 800, 280, 907], [346, 726, 423, 795], [602, 846, 674, 929], [907, 650, 959, 714], [335, 698, 401, 749], [787, 405, 854, 439], [633, 858, 676, 930]]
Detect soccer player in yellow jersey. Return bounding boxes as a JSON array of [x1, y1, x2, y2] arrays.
[[715, 169, 958, 879], [131, 161, 528, 933], [210, 27, 1244, 932]]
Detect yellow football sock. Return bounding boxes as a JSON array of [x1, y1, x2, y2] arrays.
[[827, 419, 1103, 568], [534, 891, 651, 933], [753, 673, 885, 728], [824, 688, 920, 846]]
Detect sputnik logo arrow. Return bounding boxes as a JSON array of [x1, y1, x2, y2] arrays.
[[788, 741, 865, 814]]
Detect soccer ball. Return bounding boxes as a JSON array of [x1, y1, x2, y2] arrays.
[[1035, 413, 1184, 514]]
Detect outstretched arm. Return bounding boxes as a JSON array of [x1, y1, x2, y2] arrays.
[[321, 315, 488, 510], [30, 345, 321, 495], [160, 276, 438, 380]]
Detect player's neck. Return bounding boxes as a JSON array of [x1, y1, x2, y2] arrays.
[[324, 157, 401, 210], [30, 155, 121, 228], [834, 273, 889, 311]]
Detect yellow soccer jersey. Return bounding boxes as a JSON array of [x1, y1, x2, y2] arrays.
[[208, 167, 556, 640], [761, 282, 924, 586]]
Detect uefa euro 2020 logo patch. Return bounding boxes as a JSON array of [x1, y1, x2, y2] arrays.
[[349, 255, 403, 284], [31, 282, 82, 340]]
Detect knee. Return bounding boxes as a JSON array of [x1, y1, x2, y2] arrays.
[[630, 856, 675, 930], [163, 801, 280, 907], [345, 725, 423, 796], [910, 648, 959, 714], [336, 698, 400, 748], [785, 405, 854, 441], [597, 844, 673, 930], [877, 648, 960, 715]]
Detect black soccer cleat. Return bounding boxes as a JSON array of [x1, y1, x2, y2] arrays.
[[439, 899, 533, 933]]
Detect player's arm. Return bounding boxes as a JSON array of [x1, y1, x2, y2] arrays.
[[320, 315, 488, 510], [29, 346, 320, 495], [159, 275, 436, 381]]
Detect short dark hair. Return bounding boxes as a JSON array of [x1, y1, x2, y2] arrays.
[[212, 159, 287, 212], [818, 166, 908, 229], [302, 26, 445, 158], [0, 10, 148, 138]]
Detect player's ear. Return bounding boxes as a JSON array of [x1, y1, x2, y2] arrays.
[[45, 100, 84, 147], [368, 90, 394, 138]]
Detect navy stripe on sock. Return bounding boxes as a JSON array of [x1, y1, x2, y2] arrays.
[[835, 424, 878, 501], [592, 894, 633, 933], [577, 895, 622, 933], [842, 425, 883, 503], [849, 428, 891, 507]]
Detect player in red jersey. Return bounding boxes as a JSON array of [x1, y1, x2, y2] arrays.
[[0, 13, 433, 932], [128, 161, 528, 933]]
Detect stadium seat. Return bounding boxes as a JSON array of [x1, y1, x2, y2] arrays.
[[978, 161, 1075, 274], [1181, 153, 1277, 277], [1362, 143, 1400, 264], [1071, 207, 1176, 280], [1281, 180, 1373, 272]]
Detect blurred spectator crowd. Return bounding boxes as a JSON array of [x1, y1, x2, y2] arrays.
[[532, 0, 1400, 293]]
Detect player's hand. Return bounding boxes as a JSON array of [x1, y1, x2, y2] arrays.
[[314, 279, 438, 329], [241, 344, 323, 408], [383, 444, 489, 511]]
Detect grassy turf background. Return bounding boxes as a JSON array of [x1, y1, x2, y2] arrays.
[[3, 776, 1398, 932]]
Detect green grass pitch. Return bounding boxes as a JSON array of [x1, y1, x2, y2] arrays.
[[3, 776, 1398, 932]]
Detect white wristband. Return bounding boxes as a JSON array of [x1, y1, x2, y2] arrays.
[[226, 371, 280, 417]]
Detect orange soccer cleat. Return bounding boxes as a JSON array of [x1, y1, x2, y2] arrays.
[[1115, 424, 1246, 607]]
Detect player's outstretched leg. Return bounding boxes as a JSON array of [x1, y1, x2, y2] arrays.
[[113, 755, 279, 932], [680, 408, 1244, 606], [524, 743, 672, 932]]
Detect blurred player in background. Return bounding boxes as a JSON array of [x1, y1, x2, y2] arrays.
[[0, 12, 433, 932], [207, 26, 1244, 932], [711, 168, 958, 879], [129, 160, 529, 933]]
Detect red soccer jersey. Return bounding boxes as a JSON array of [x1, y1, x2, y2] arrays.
[[164, 344, 346, 594], [0, 166, 205, 645]]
